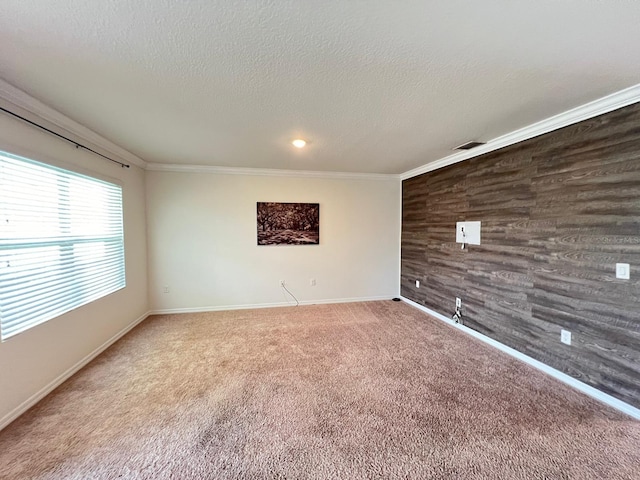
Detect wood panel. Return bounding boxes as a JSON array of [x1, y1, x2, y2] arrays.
[[401, 102, 640, 408]]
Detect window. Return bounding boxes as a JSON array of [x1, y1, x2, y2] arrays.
[[0, 151, 125, 340]]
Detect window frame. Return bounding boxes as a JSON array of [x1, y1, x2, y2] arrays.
[[0, 149, 126, 340]]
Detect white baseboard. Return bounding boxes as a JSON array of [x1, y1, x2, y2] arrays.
[[0, 310, 151, 432], [149, 295, 394, 315], [400, 297, 640, 421]]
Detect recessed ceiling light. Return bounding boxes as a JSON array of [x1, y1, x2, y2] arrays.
[[292, 139, 307, 148]]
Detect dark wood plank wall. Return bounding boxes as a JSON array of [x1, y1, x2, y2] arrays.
[[401, 103, 640, 408]]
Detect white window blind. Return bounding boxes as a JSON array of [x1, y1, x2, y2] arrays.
[[0, 151, 125, 340]]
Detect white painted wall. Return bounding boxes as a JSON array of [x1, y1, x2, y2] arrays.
[[0, 113, 149, 427], [146, 170, 400, 312]]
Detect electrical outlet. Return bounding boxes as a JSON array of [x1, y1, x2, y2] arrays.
[[415, 280, 420, 288], [616, 263, 630, 280], [561, 329, 571, 345], [456, 297, 461, 309], [310, 278, 316, 286], [163, 286, 170, 294], [279, 280, 285, 287]]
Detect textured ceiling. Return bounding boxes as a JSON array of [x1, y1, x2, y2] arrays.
[[1, 1, 640, 174]]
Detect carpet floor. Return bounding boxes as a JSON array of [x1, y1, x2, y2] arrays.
[[0, 301, 638, 479]]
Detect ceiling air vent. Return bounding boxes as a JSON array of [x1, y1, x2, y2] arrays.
[[454, 141, 486, 150]]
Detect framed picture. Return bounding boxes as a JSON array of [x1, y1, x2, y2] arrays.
[[257, 202, 320, 245]]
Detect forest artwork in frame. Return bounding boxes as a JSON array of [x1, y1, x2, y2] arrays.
[[257, 202, 320, 245]]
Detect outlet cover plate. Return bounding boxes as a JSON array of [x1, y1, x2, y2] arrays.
[[456, 221, 481, 245], [561, 329, 571, 345], [616, 263, 630, 280]]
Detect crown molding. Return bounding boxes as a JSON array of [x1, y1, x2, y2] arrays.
[[146, 162, 400, 180], [0, 78, 147, 169], [401, 83, 640, 180], [6, 76, 637, 179]]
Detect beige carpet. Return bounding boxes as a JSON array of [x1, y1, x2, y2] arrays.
[[0, 301, 638, 479]]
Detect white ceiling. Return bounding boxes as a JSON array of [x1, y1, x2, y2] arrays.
[[1, 1, 640, 174]]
